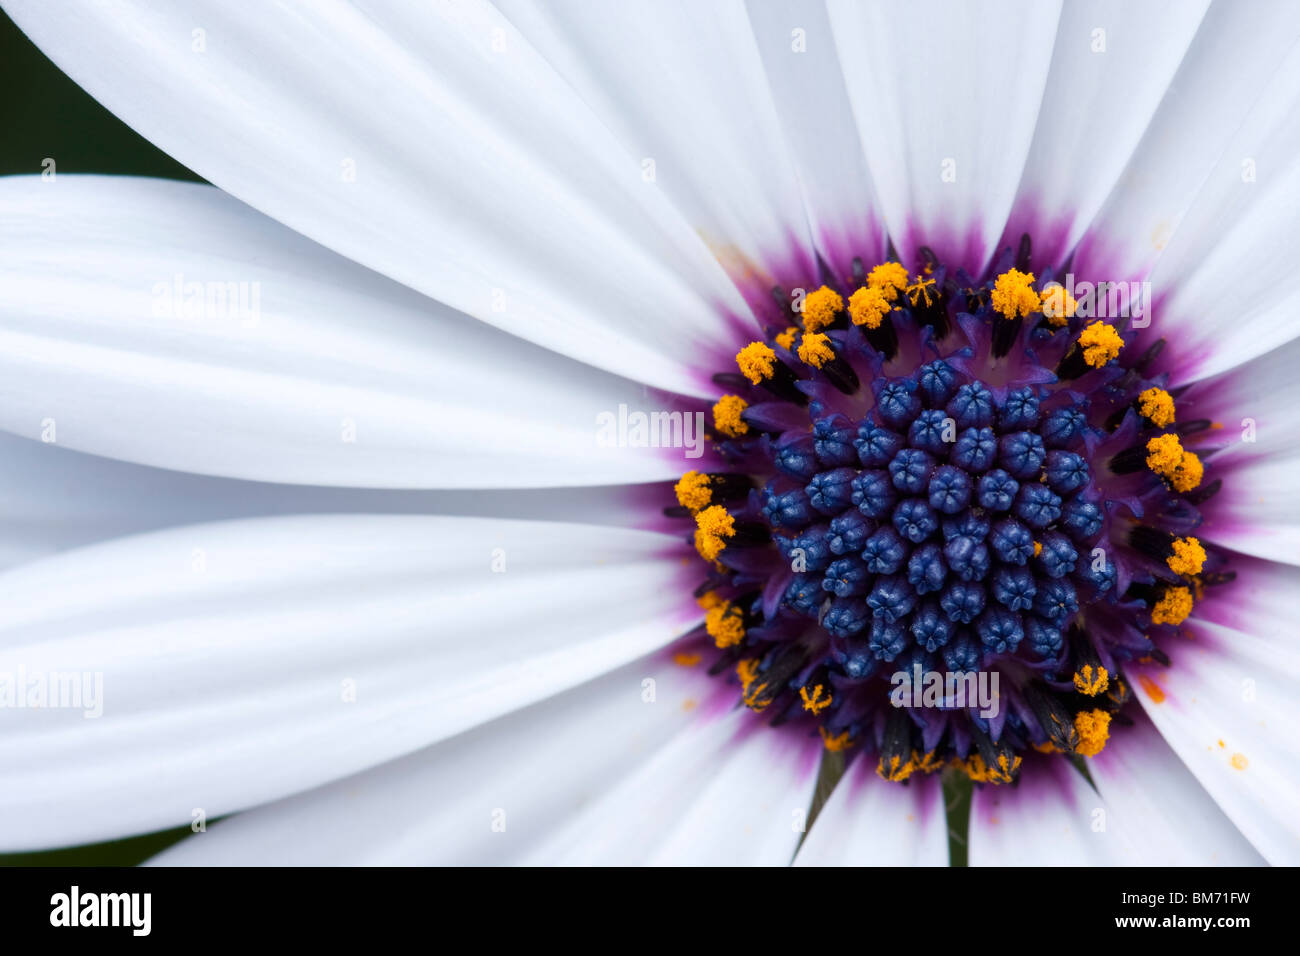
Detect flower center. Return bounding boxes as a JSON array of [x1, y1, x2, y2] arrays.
[[670, 239, 1229, 785]]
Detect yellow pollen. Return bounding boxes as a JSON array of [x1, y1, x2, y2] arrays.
[[1171, 451, 1203, 492], [705, 600, 745, 648], [1039, 282, 1077, 326], [848, 285, 891, 328], [797, 331, 835, 368], [674, 470, 712, 512], [799, 683, 832, 715], [867, 261, 910, 301], [1151, 586, 1194, 626], [877, 753, 917, 782], [905, 275, 936, 307], [711, 394, 749, 438], [1144, 433, 1185, 477], [802, 285, 844, 332], [696, 589, 725, 610], [1072, 664, 1109, 696], [1138, 387, 1176, 428], [1073, 709, 1111, 757], [1078, 321, 1124, 367], [736, 659, 766, 710], [820, 727, 853, 752], [1167, 536, 1207, 576], [914, 750, 942, 774], [775, 325, 798, 350], [1033, 540, 1043, 557], [1032, 740, 1060, 754], [672, 652, 701, 667], [693, 504, 735, 561], [735, 342, 776, 384], [962, 753, 1020, 784], [990, 268, 1040, 319]]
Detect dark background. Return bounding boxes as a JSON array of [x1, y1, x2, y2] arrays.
[[0, 7, 199, 866]]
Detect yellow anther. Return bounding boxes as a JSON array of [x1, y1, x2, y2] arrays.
[[1151, 586, 1193, 626], [736, 658, 769, 711], [906, 275, 936, 307], [775, 325, 798, 350], [693, 504, 735, 561], [1167, 536, 1206, 576], [820, 727, 853, 752], [1171, 451, 1203, 492], [1078, 321, 1124, 368], [990, 268, 1040, 319], [797, 331, 835, 368], [1073, 664, 1109, 696], [1137, 387, 1176, 428], [914, 750, 942, 774], [1073, 709, 1111, 757], [697, 590, 725, 611], [802, 285, 844, 332], [848, 285, 891, 328], [735, 342, 776, 385], [705, 600, 745, 648], [712, 394, 749, 438], [1144, 434, 1202, 491], [1145, 433, 1185, 477], [1039, 282, 1077, 326], [877, 753, 917, 782], [1033, 540, 1043, 557], [674, 471, 712, 512], [799, 683, 832, 715], [962, 752, 1020, 784], [867, 261, 910, 301]]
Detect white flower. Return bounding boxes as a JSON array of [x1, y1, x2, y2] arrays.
[[0, 0, 1297, 865]]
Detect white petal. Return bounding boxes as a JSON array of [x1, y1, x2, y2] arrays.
[[968, 759, 1122, 865], [1183, 334, 1300, 564], [519, 707, 819, 865], [1129, 559, 1300, 865], [746, 0, 890, 281], [0, 433, 664, 572], [1005, 0, 1208, 267], [1087, 709, 1265, 865], [148, 651, 721, 865], [4, 0, 748, 394], [827, 0, 1062, 274], [497, 0, 820, 292], [792, 760, 947, 866], [0, 514, 696, 850], [0, 175, 710, 488], [1140, 35, 1300, 377], [1072, 0, 1300, 288]]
